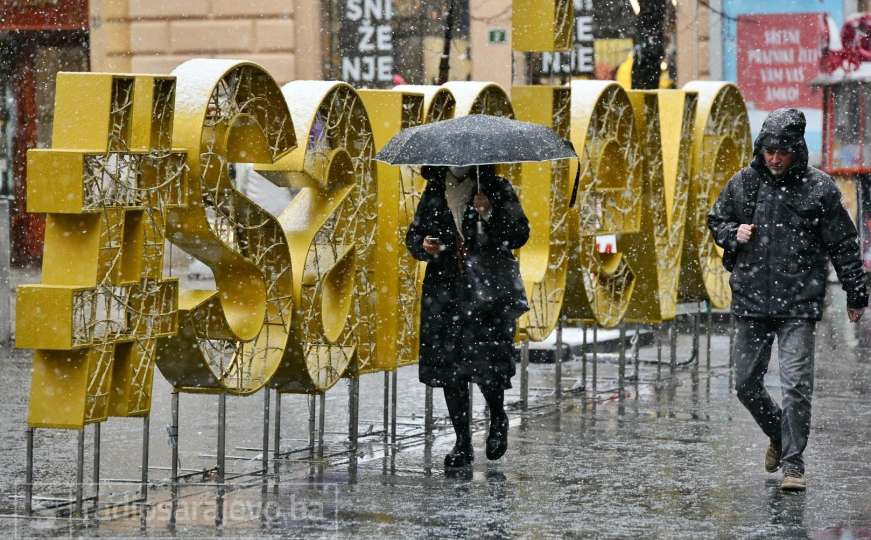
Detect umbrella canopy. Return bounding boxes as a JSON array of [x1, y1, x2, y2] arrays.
[[374, 114, 577, 166]]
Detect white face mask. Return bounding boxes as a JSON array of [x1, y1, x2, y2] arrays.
[[449, 166, 471, 179]]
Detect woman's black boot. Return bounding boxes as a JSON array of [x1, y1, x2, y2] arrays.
[[482, 386, 508, 460], [443, 385, 474, 467], [486, 410, 508, 460]]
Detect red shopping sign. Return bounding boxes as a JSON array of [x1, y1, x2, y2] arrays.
[[737, 13, 826, 110]]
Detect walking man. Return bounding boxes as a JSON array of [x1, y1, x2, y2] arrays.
[[708, 108, 867, 491]]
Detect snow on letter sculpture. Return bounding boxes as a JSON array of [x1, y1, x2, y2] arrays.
[[19, 74, 185, 428]]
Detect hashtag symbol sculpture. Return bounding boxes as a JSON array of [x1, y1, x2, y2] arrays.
[[18, 74, 186, 428]]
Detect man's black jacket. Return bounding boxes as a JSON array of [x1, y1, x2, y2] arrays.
[[707, 129, 868, 319]]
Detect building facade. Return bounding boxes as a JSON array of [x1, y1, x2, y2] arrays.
[[89, 0, 322, 84]]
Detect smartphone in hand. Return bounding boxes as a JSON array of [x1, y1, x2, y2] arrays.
[[423, 236, 445, 254]]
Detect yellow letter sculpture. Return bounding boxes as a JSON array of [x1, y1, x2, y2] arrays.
[[564, 81, 643, 328], [623, 90, 697, 322], [512, 85, 573, 340], [679, 82, 752, 308], [257, 81, 377, 391], [357, 89, 425, 373], [512, 0, 574, 52], [19, 73, 184, 428], [155, 60, 297, 395], [389, 84, 456, 366], [16, 59, 757, 426]]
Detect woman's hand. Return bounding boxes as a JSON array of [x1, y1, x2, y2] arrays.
[[473, 192, 491, 217], [422, 236, 442, 255]]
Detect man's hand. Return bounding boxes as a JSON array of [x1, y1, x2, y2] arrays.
[[848, 308, 864, 323], [736, 223, 756, 244]]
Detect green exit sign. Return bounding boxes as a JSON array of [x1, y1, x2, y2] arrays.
[[488, 29, 507, 44]]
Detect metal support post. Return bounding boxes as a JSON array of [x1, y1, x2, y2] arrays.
[[75, 428, 84, 517], [633, 325, 641, 381], [383, 372, 390, 443], [390, 369, 398, 446], [467, 381, 474, 436], [581, 323, 587, 390], [669, 320, 677, 373], [520, 337, 529, 410], [141, 416, 150, 501], [555, 319, 563, 399], [424, 386, 434, 442], [308, 394, 317, 457], [25, 427, 33, 515], [318, 393, 326, 459], [656, 324, 663, 382], [216, 393, 227, 527], [348, 378, 360, 459], [592, 326, 598, 392], [729, 314, 735, 369], [617, 324, 626, 389], [92, 423, 101, 508], [262, 388, 270, 474], [692, 304, 701, 368], [217, 394, 226, 481], [169, 390, 179, 529], [706, 302, 712, 369], [273, 391, 281, 462]]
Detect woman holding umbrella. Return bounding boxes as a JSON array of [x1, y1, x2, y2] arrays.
[[405, 163, 529, 467], [376, 114, 577, 468]]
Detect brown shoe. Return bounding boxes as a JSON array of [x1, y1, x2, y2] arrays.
[[765, 441, 782, 473], [781, 470, 806, 491]]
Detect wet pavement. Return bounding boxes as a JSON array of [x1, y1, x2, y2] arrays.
[[2, 286, 871, 538]]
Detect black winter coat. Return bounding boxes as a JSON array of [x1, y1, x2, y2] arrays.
[[405, 166, 530, 389], [707, 117, 868, 319]]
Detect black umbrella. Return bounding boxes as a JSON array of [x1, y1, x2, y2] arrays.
[[373, 114, 577, 166], [375, 114, 580, 207]]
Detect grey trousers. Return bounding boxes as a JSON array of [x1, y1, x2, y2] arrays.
[[733, 317, 816, 473]]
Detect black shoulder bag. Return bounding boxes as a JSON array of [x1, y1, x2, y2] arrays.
[[462, 246, 529, 320]]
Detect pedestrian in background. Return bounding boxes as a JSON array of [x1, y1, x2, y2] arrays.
[[708, 108, 867, 491], [405, 164, 529, 468]]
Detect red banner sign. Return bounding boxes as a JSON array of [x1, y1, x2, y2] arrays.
[[737, 13, 825, 110]]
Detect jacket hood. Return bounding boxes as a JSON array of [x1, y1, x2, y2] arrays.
[[752, 108, 809, 180]]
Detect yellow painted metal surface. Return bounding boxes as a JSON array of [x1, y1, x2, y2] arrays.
[[564, 81, 643, 328], [680, 82, 752, 308], [20, 73, 183, 428], [357, 89, 425, 373], [155, 60, 296, 396], [512, 86, 572, 341], [512, 0, 574, 52], [257, 81, 377, 391], [623, 90, 697, 323]]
